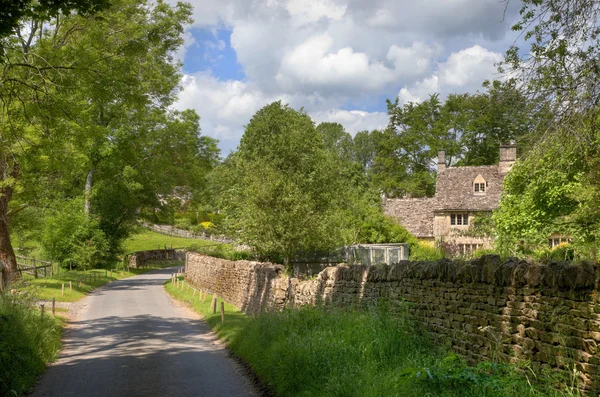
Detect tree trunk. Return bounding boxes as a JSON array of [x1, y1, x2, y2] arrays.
[[84, 165, 95, 217], [0, 159, 20, 288]]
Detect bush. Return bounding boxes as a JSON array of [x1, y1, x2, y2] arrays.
[[188, 243, 252, 261], [409, 241, 444, 261], [0, 293, 62, 396], [40, 199, 109, 270]]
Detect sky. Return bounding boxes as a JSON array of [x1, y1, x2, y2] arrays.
[[170, 0, 524, 155]]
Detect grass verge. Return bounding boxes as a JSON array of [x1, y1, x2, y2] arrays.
[[165, 277, 585, 397], [0, 293, 64, 396], [16, 260, 183, 302]]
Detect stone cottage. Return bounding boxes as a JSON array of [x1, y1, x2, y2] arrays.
[[384, 145, 517, 254]]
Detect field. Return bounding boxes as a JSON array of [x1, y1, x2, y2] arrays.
[[123, 229, 220, 253]]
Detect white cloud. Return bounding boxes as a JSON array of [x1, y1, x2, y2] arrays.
[[312, 109, 388, 135], [439, 45, 502, 87], [398, 45, 503, 105], [174, 72, 389, 153], [167, 0, 521, 151], [276, 34, 439, 95], [286, 0, 347, 24]]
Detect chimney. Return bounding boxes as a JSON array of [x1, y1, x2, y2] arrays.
[[437, 150, 446, 173], [499, 144, 517, 175]]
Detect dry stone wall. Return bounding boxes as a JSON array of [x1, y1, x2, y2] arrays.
[[128, 249, 186, 268], [185, 252, 600, 391]]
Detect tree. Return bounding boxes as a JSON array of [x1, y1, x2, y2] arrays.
[[316, 122, 353, 161], [376, 81, 538, 198], [493, 129, 594, 258], [504, 0, 600, 128], [219, 102, 354, 271], [0, 0, 202, 285]]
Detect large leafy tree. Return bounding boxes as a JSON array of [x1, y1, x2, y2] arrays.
[[377, 81, 533, 198], [0, 0, 205, 285], [493, 0, 600, 258], [218, 102, 354, 271]]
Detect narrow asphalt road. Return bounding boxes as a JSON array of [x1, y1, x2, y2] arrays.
[[32, 268, 257, 397]]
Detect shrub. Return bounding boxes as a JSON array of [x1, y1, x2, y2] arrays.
[[409, 241, 444, 261], [40, 199, 109, 270]]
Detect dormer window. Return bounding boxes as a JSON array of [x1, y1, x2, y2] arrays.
[[473, 174, 487, 195]]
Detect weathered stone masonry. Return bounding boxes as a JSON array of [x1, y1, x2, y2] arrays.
[[185, 252, 600, 390], [128, 249, 186, 268]]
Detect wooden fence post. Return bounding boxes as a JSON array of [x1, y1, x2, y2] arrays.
[[50, 262, 54, 277], [220, 301, 225, 323], [212, 296, 217, 314], [62, 283, 64, 296], [69, 281, 72, 291], [33, 259, 38, 279], [52, 298, 56, 317], [40, 304, 45, 320], [0, 272, 3, 292]]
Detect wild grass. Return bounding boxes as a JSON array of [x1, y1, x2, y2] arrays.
[[0, 292, 64, 396], [165, 278, 588, 397]]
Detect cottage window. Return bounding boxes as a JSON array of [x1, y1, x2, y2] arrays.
[[473, 174, 487, 194], [450, 213, 469, 226]]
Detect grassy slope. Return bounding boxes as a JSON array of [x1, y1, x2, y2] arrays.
[[123, 229, 218, 253], [165, 277, 583, 397]]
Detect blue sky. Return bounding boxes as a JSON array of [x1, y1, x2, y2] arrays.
[[172, 0, 523, 155]]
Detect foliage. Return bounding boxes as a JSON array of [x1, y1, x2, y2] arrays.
[[0, 0, 216, 284], [188, 243, 252, 261], [40, 199, 109, 269], [503, 0, 600, 126], [217, 102, 356, 270], [379, 81, 537, 198], [409, 241, 445, 261], [0, 292, 63, 396], [493, 132, 599, 259]]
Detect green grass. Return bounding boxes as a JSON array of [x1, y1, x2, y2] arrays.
[[16, 260, 182, 302], [0, 293, 64, 396], [164, 277, 247, 343], [165, 279, 585, 397], [123, 229, 219, 253]]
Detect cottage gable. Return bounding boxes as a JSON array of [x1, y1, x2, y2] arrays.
[[435, 166, 504, 211]]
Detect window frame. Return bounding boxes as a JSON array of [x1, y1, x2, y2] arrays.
[[450, 213, 469, 226]]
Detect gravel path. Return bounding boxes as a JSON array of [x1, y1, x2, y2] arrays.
[[31, 268, 257, 397]]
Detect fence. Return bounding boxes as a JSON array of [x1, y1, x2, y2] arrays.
[[16, 255, 53, 278]]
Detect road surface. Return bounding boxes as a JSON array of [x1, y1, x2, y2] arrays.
[[32, 268, 257, 397]]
